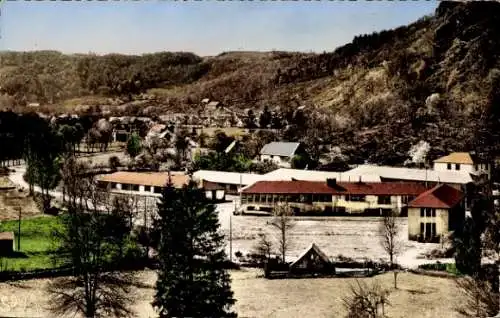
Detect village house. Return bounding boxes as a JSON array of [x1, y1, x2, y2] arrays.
[[259, 142, 306, 168], [433, 152, 491, 180], [97, 171, 189, 196], [407, 183, 465, 243], [239, 179, 428, 215]]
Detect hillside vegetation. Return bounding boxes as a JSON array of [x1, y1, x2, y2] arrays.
[[1, 1, 500, 163]]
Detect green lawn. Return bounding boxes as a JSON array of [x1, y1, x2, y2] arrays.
[[0, 216, 64, 271]]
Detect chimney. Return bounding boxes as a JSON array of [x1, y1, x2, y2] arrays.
[[327, 178, 337, 188]]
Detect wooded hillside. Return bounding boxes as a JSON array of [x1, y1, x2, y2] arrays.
[[2, 1, 500, 164]]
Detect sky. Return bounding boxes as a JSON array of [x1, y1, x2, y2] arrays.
[[0, 1, 438, 56]]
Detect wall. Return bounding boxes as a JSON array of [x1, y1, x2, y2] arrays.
[[433, 162, 474, 174], [260, 155, 291, 168], [408, 207, 449, 241], [241, 194, 408, 215], [334, 195, 403, 214]]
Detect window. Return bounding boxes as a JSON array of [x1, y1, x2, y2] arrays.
[[421, 208, 436, 217], [447, 163, 452, 170], [132, 184, 140, 191], [349, 195, 366, 202], [455, 164, 460, 170], [377, 196, 391, 205], [154, 186, 162, 193], [145, 186, 151, 192], [402, 196, 415, 204]]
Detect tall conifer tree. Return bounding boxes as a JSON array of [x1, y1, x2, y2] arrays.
[[153, 179, 236, 318]]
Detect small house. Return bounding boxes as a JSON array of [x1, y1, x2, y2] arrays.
[[259, 142, 306, 168], [433, 152, 491, 180], [407, 184, 465, 243], [0, 232, 14, 255], [289, 243, 334, 275]]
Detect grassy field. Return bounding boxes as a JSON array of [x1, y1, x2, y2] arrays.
[[0, 269, 467, 318], [0, 216, 63, 271]]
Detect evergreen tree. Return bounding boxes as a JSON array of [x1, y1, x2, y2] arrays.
[[126, 132, 142, 159], [153, 180, 236, 318]]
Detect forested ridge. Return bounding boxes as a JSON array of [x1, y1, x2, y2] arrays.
[[2, 1, 500, 164]]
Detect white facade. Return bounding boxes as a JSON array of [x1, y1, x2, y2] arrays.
[[433, 162, 490, 178], [260, 154, 291, 168]]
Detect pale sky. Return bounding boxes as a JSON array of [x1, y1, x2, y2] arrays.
[[0, 1, 438, 56]]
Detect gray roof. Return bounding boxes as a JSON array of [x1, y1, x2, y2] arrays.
[[260, 142, 301, 157]]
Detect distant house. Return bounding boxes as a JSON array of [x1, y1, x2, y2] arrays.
[[407, 184, 465, 243], [201, 180, 226, 202], [433, 152, 491, 180], [259, 142, 305, 168], [97, 171, 189, 196]]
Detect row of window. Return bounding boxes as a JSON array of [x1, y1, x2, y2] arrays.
[[241, 194, 414, 204], [110, 182, 162, 193], [446, 163, 461, 170], [420, 207, 436, 217]]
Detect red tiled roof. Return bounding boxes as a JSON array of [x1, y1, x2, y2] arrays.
[[243, 181, 334, 194], [242, 180, 429, 195], [338, 182, 428, 196], [408, 184, 464, 209]]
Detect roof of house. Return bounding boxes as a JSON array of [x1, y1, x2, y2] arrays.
[[260, 142, 301, 157], [0, 232, 14, 240], [202, 180, 226, 191], [98, 171, 189, 188], [290, 243, 330, 268], [408, 184, 464, 209], [207, 101, 221, 108], [192, 170, 264, 186], [434, 152, 475, 165], [242, 180, 429, 195], [346, 165, 474, 185], [263, 168, 381, 183]]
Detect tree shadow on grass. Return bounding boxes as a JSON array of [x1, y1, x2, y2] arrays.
[[0, 251, 28, 258]]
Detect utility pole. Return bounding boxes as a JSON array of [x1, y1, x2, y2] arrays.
[[229, 212, 233, 263], [17, 207, 21, 251]]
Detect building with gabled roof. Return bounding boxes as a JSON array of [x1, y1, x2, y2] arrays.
[[407, 184, 465, 243], [433, 152, 491, 180], [97, 171, 189, 196], [240, 179, 429, 215], [259, 142, 305, 168], [289, 243, 333, 274]]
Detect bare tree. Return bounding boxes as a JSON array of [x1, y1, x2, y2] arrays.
[[49, 156, 138, 318], [342, 279, 391, 318], [456, 276, 499, 318], [379, 210, 402, 289], [269, 203, 295, 264], [252, 232, 274, 265]]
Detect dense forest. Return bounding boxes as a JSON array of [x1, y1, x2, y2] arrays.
[[2, 1, 500, 164]]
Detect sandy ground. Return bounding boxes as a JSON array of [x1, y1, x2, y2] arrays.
[[0, 269, 466, 318], [216, 202, 448, 269]]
